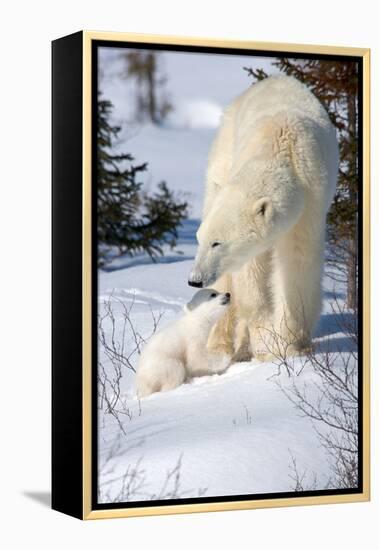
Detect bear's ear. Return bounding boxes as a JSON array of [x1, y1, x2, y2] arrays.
[[252, 197, 272, 220], [183, 303, 192, 313]]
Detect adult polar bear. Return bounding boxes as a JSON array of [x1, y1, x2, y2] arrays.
[[188, 75, 339, 361]]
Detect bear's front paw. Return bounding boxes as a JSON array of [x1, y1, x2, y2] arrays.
[[286, 342, 314, 357], [206, 340, 234, 357], [232, 348, 252, 363], [255, 342, 314, 362], [254, 351, 278, 363], [207, 353, 232, 373]]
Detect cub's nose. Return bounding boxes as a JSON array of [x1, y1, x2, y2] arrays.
[[188, 280, 203, 288]]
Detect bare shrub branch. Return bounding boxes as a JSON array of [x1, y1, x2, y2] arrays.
[[98, 293, 163, 433], [99, 453, 208, 503], [287, 450, 334, 492], [261, 295, 359, 490]]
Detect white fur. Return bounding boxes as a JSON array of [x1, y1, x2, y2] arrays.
[[189, 76, 339, 358], [136, 295, 231, 397]]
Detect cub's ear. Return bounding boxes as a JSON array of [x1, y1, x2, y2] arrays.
[[183, 303, 193, 313], [252, 197, 272, 219]]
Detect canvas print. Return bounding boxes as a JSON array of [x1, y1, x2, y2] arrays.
[[95, 44, 361, 505]]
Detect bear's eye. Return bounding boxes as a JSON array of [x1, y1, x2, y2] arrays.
[[210, 293, 217, 298], [211, 241, 221, 248]]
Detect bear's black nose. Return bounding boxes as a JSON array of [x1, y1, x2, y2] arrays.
[[188, 280, 203, 288]]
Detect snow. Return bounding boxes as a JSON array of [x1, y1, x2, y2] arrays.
[[96, 48, 357, 504], [165, 98, 223, 129], [97, 222, 355, 503]]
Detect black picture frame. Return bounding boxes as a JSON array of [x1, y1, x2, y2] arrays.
[[52, 31, 370, 520]]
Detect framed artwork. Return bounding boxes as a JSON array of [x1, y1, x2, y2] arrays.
[[52, 31, 370, 520]]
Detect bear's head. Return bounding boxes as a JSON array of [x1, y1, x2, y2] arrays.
[[188, 187, 275, 288], [184, 288, 231, 323]]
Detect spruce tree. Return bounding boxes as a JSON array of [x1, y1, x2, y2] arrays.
[[122, 51, 172, 124], [244, 60, 359, 309], [97, 98, 188, 266]]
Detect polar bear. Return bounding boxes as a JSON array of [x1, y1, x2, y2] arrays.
[[188, 75, 339, 360], [136, 289, 231, 397]]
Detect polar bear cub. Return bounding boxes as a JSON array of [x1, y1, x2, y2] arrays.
[[136, 289, 231, 397]]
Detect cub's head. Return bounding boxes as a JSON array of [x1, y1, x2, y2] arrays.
[[184, 289, 231, 322], [188, 187, 274, 288]]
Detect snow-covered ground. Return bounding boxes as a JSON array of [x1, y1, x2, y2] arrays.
[[98, 47, 278, 218], [96, 48, 357, 504], [97, 219, 356, 503]]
